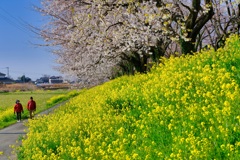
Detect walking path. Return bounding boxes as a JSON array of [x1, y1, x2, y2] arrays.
[[0, 101, 67, 160]]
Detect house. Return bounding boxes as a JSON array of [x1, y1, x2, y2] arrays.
[[0, 72, 5, 78], [49, 76, 63, 84], [0, 72, 15, 84]]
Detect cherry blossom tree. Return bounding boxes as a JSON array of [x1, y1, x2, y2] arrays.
[[35, 0, 240, 86], [201, 0, 240, 50]]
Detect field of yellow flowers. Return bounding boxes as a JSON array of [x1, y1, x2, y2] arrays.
[[18, 35, 240, 159]]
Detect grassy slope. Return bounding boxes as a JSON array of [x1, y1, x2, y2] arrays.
[[19, 35, 240, 159]]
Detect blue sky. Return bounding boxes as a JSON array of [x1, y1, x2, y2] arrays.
[[0, 0, 62, 81]]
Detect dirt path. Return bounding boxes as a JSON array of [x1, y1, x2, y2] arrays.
[[0, 101, 67, 160]]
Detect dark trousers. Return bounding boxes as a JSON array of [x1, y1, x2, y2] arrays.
[[29, 110, 35, 119], [16, 112, 21, 120]]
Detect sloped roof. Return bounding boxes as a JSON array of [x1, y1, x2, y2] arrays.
[[0, 77, 14, 84], [0, 72, 6, 76]]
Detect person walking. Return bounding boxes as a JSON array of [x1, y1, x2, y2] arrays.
[[14, 100, 24, 122], [27, 97, 36, 119]]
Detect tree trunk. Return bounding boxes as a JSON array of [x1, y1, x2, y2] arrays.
[[181, 0, 214, 55], [180, 40, 195, 55]]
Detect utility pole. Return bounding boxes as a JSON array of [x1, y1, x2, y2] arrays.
[[6, 67, 9, 78]]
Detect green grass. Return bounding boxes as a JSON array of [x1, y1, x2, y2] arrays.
[[1, 90, 63, 109], [0, 89, 79, 129]]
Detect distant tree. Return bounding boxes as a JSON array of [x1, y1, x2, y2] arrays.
[[18, 75, 31, 83]]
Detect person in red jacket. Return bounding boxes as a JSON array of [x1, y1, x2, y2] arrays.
[[14, 100, 24, 122], [27, 97, 36, 119]]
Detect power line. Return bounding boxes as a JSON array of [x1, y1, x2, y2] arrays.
[[0, 6, 32, 35]]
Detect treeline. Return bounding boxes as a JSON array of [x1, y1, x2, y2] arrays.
[[33, 0, 240, 86]]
